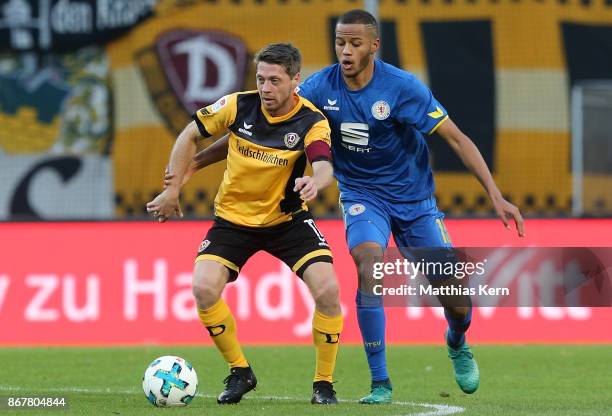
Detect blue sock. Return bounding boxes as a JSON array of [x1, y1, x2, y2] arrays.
[[356, 290, 389, 382], [445, 307, 472, 349]]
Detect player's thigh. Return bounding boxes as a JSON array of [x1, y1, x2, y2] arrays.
[[264, 212, 333, 278], [340, 196, 391, 251], [194, 218, 259, 283], [391, 199, 470, 308], [392, 205, 455, 280], [392, 197, 452, 248]]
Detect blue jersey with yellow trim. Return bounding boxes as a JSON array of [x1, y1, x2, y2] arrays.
[[298, 60, 448, 202]]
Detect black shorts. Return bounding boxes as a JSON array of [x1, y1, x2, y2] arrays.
[[195, 211, 333, 281]]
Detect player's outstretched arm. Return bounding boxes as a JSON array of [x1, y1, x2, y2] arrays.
[[146, 121, 200, 222], [194, 134, 230, 170], [294, 160, 333, 202], [436, 118, 525, 237], [163, 134, 230, 188]]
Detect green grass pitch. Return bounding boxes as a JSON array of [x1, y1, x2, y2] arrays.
[[0, 345, 610, 415]]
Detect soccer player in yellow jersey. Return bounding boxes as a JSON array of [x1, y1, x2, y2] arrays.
[[147, 43, 342, 405]]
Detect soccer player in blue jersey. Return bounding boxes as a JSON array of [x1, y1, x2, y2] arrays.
[[167, 9, 524, 404]]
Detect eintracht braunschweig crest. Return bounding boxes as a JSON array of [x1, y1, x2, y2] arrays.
[[371, 100, 391, 120]]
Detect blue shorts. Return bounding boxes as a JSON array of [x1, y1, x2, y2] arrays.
[[340, 191, 452, 251]]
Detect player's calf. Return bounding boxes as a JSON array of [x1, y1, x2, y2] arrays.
[[302, 263, 343, 402]]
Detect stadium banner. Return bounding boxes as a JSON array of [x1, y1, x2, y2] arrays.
[[0, 0, 157, 51], [0, 154, 113, 220], [107, 0, 612, 218], [2, 1, 612, 219], [1, 219, 612, 346]]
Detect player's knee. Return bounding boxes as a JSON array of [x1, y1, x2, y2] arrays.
[[352, 243, 384, 275], [312, 278, 340, 314], [313, 278, 339, 304], [351, 243, 384, 290], [192, 263, 227, 309], [445, 306, 471, 321], [192, 281, 221, 309]]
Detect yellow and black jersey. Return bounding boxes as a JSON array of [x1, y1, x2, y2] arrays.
[[193, 91, 332, 227]]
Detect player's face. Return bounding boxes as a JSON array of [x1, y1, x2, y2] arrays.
[[256, 62, 300, 117], [335, 23, 379, 79]]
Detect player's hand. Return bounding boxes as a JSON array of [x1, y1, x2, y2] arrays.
[[146, 189, 183, 223], [492, 196, 525, 237], [294, 176, 317, 202]]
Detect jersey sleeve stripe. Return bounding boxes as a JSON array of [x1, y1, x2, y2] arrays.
[[428, 115, 449, 135], [192, 111, 212, 138]]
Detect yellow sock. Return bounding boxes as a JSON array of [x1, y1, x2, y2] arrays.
[[312, 309, 343, 383], [198, 299, 248, 368]]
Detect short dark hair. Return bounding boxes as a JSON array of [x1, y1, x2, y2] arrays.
[[337, 9, 379, 37], [254, 43, 301, 78]]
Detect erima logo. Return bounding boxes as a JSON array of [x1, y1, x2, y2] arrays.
[[340, 122, 371, 153], [364, 340, 382, 348], [238, 121, 253, 136], [428, 106, 445, 119], [325, 333, 340, 344], [323, 98, 339, 111]]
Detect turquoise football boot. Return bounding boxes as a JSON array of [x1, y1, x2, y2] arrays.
[[359, 383, 392, 404], [446, 331, 480, 394]]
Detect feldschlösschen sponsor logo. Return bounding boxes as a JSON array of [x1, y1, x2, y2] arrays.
[[237, 142, 288, 166]]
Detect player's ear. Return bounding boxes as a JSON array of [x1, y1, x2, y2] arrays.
[[292, 72, 301, 88], [370, 37, 380, 55]]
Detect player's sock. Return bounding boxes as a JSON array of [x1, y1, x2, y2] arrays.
[[198, 299, 248, 368], [312, 309, 343, 383], [444, 306, 472, 349], [372, 379, 392, 389], [356, 290, 389, 382]]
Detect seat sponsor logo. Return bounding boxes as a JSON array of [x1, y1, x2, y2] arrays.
[[340, 122, 371, 153]]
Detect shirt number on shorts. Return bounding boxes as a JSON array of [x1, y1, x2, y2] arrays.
[[304, 219, 328, 245]]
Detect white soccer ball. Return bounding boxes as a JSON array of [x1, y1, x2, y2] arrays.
[[142, 355, 198, 407]]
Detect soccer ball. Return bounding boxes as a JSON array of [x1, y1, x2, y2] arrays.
[[142, 355, 198, 407]]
